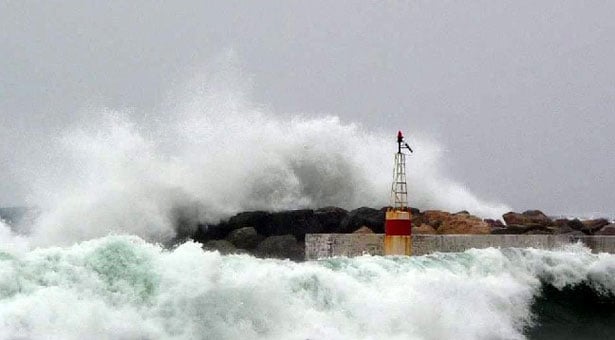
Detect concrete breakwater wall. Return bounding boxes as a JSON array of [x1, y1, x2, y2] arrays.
[[305, 234, 615, 260]]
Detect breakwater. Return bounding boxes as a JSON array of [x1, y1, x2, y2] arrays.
[[186, 206, 613, 261], [305, 234, 615, 260]]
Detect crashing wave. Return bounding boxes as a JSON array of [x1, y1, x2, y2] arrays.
[[0, 237, 613, 339]]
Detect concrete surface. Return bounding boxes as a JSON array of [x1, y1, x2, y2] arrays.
[[305, 234, 615, 260]]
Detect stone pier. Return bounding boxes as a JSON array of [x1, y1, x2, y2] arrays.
[[305, 234, 615, 260]]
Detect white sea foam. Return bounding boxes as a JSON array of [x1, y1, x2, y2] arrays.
[[0, 237, 612, 340], [0, 219, 29, 254]]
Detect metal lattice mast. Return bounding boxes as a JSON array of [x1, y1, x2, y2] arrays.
[[390, 152, 408, 210], [389, 130, 413, 211]]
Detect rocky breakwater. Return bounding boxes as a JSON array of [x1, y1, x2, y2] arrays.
[[193, 207, 350, 261], [191, 207, 614, 260], [489, 210, 614, 236], [409, 209, 614, 236], [193, 206, 393, 260], [191, 207, 491, 260], [410, 210, 491, 235]]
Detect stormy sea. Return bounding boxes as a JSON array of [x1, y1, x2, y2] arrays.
[[1, 225, 614, 339], [1, 88, 613, 339]]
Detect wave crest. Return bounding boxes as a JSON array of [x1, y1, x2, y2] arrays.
[[1, 237, 614, 339]]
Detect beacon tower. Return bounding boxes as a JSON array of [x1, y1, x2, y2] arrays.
[[384, 131, 413, 255]]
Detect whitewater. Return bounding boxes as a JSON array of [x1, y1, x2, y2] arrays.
[[6, 62, 512, 248], [0, 231, 613, 340]]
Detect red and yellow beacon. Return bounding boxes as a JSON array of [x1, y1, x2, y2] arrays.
[[384, 131, 413, 256]]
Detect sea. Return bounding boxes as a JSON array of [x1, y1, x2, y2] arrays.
[[1, 217, 614, 339]]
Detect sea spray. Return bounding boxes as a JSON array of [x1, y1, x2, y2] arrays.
[[21, 80, 510, 246], [0, 219, 29, 254], [1, 236, 614, 340]]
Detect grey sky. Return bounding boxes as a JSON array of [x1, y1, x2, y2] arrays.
[[1, 1, 614, 215]]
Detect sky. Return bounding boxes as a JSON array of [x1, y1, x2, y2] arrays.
[[1, 1, 614, 216]]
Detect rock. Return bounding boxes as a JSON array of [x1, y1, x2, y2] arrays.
[[422, 210, 489, 234], [525, 228, 554, 235], [596, 224, 615, 235], [502, 210, 552, 226], [268, 210, 322, 240], [202, 240, 238, 254], [491, 225, 533, 234], [227, 209, 323, 240], [227, 211, 273, 233], [226, 227, 264, 250], [555, 224, 578, 234], [437, 214, 490, 234], [255, 235, 304, 261], [423, 210, 452, 229], [409, 207, 423, 226], [484, 219, 505, 228], [581, 219, 610, 234], [490, 227, 508, 234], [455, 210, 470, 215], [410, 212, 424, 227], [568, 219, 585, 230], [353, 226, 374, 234], [314, 207, 348, 233], [412, 224, 437, 234], [409, 207, 421, 216], [339, 207, 385, 233], [194, 222, 235, 242], [551, 219, 587, 235], [554, 219, 570, 227]]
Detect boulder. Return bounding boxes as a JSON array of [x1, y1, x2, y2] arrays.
[[228, 209, 323, 240], [267, 210, 322, 240], [202, 240, 239, 254], [554, 224, 584, 235], [314, 207, 348, 233], [484, 219, 505, 228], [422, 210, 489, 234], [194, 222, 235, 242], [596, 224, 615, 235], [353, 226, 374, 234], [255, 235, 304, 261], [437, 214, 490, 234], [568, 219, 585, 231], [409, 207, 421, 216], [412, 224, 437, 234], [554, 219, 570, 227], [502, 210, 553, 226], [227, 211, 273, 232], [226, 227, 264, 250], [423, 210, 452, 229], [410, 211, 424, 227], [581, 219, 610, 234], [339, 207, 385, 233]]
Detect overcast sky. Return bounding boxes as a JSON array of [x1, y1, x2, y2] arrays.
[[1, 1, 614, 215]]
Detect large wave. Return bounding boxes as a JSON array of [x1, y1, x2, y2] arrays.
[[12, 66, 509, 247], [0, 237, 613, 339]]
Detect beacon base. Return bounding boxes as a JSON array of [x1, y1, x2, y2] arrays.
[[384, 235, 412, 256]]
